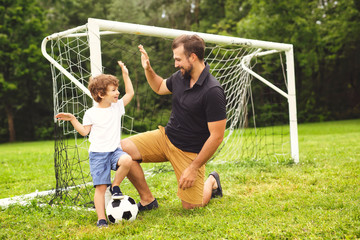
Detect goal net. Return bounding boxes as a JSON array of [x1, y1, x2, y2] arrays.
[[42, 18, 298, 207]]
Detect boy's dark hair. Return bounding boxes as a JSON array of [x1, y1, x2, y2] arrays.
[[88, 74, 119, 103], [172, 34, 205, 61]]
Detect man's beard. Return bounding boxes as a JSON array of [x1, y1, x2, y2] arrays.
[[181, 64, 193, 80]]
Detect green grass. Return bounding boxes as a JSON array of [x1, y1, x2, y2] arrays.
[[0, 141, 55, 198], [1, 119, 360, 239]]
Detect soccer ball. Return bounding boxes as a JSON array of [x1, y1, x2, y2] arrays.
[[106, 195, 139, 223]]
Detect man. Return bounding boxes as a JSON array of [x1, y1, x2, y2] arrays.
[[122, 34, 226, 210]]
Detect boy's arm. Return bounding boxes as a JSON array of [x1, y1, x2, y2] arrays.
[[55, 113, 91, 136], [118, 61, 134, 107]]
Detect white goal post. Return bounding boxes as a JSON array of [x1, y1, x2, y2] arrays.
[[42, 18, 299, 163]]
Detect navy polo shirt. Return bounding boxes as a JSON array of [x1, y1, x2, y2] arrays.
[[165, 63, 227, 153]]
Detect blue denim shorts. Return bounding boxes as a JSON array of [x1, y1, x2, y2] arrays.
[[89, 148, 129, 187]]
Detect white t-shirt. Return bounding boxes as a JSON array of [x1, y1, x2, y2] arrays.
[[83, 99, 125, 152]]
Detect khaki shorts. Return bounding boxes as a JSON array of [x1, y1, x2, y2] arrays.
[[128, 126, 205, 205]]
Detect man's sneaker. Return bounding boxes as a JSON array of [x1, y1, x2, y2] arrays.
[[137, 198, 159, 212], [209, 171, 223, 199], [110, 186, 124, 200], [96, 219, 108, 228]]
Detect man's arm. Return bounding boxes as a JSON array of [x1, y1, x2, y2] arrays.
[[178, 119, 226, 190], [118, 61, 134, 107], [138, 44, 171, 95], [55, 113, 91, 136]]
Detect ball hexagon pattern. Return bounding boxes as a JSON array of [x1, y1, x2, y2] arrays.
[[106, 195, 139, 223]]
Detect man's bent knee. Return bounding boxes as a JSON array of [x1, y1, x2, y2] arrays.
[[121, 138, 142, 160], [181, 200, 203, 209]]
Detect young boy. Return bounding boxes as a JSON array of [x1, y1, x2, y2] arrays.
[[55, 61, 134, 228]]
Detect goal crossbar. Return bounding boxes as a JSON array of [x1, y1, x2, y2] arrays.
[[42, 18, 293, 50]]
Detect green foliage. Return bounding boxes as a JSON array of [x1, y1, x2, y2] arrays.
[[196, 0, 360, 123], [0, 0, 51, 142], [39, 0, 113, 32], [313, 0, 360, 119], [0, 120, 359, 238]]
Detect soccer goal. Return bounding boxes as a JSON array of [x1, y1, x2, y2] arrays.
[[42, 18, 299, 207]]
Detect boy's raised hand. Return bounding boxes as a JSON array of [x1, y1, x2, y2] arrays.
[[117, 61, 129, 75], [118, 60, 134, 107]]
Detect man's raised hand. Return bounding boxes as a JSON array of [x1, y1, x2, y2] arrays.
[[138, 44, 151, 70]]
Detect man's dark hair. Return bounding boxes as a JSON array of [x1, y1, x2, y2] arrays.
[[172, 34, 205, 61]]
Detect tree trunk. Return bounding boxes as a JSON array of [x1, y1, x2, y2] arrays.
[[194, 0, 200, 27], [5, 104, 16, 142]]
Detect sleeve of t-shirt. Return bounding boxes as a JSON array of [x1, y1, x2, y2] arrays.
[[82, 109, 92, 126], [166, 71, 178, 93], [205, 86, 227, 122], [118, 98, 125, 115]]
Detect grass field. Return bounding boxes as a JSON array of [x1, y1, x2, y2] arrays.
[[0, 119, 359, 239]]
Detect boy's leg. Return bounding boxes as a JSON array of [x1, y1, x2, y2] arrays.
[[94, 184, 108, 221], [109, 150, 132, 199], [89, 151, 112, 223], [112, 154, 132, 186]]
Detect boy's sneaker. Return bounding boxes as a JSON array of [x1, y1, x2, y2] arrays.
[[97, 219, 108, 228], [110, 186, 124, 200]]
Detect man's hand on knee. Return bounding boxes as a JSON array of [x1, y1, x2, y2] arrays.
[[179, 166, 198, 190]]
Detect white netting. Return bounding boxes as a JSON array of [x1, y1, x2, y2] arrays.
[[45, 23, 291, 206], [205, 46, 257, 161]]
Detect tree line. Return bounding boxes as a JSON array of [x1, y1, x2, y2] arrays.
[[0, 0, 359, 142]]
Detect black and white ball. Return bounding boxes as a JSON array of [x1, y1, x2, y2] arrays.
[[106, 195, 139, 223]]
